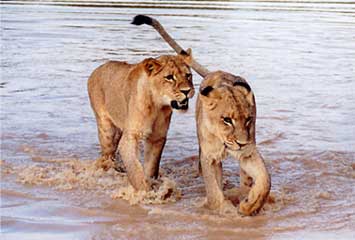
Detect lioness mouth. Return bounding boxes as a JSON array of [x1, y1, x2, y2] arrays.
[[224, 142, 242, 151], [171, 98, 189, 110], [224, 141, 251, 152]]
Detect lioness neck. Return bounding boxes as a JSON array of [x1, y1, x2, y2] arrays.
[[131, 66, 171, 115]]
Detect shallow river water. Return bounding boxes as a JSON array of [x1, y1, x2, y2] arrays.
[[1, 0, 355, 239]]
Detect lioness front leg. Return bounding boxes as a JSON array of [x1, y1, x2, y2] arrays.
[[200, 155, 225, 209], [238, 148, 270, 216], [144, 113, 171, 179], [144, 136, 166, 179], [119, 133, 150, 191], [240, 169, 253, 194]]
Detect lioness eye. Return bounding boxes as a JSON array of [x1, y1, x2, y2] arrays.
[[186, 73, 192, 79], [245, 117, 253, 126], [223, 117, 233, 125], [165, 75, 174, 81]]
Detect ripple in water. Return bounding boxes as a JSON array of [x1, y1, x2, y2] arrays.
[[1, 1, 355, 239]]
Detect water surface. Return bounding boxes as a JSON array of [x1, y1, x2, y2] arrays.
[[1, 0, 355, 239]]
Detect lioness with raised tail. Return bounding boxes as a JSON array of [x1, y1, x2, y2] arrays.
[[132, 15, 270, 215], [88, 53, 194, 191]]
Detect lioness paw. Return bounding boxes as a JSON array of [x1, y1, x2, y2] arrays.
[[238, 198, 259, 216], [95, 156, 115, 171]]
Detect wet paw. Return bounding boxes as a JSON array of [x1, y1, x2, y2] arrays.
[[113, 162, 126, 173], [238, 198, 256, 216], [95, 156, 115, 171]]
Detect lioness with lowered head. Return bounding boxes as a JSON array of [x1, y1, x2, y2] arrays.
[[132, 15, 270, 215], [88, 53, 194, 191]]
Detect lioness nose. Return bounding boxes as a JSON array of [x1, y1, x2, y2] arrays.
[[181, 89, 191, 96]]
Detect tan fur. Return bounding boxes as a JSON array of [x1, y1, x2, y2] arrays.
[[88, 54, 194, 191], [134, 14, 270, 215], [196, 71, 270, 216]]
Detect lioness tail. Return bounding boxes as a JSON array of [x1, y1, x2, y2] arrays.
[[132, 15, 209, 77]]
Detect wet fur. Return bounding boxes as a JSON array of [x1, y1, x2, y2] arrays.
[[88, 55, 194, 191], [196, 71, 270, 216], [133, 15, 271, 215]]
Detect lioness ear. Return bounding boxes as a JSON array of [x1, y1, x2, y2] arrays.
[[200, 86, 221, 110], [200, 85, 223, 99], [233, 81, 251, 92], [232, 78, 254, 106], [246, 91, 255, 107], [143, 58, 162, 76], [200, 86, 214, 96], [179, 48, 193, 65], [185, 48, 192, 56]]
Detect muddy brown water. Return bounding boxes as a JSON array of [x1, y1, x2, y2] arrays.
[[1, 0, 355, 239]]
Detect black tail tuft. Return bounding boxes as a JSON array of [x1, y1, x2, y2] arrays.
[[131, 15, 153, 26]]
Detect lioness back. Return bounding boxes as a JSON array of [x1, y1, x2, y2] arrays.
[[88, 61, 136, 128]]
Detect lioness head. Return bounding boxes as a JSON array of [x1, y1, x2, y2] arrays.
[[142, 50, 195, 110], [199, 71, 256, 151]]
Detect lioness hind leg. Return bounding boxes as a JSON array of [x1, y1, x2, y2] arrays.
[[95, 113, 122, 170], [238, 150, 270, 216]]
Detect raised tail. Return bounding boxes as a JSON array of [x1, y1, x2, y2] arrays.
[[132, 15, 209, 78]]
